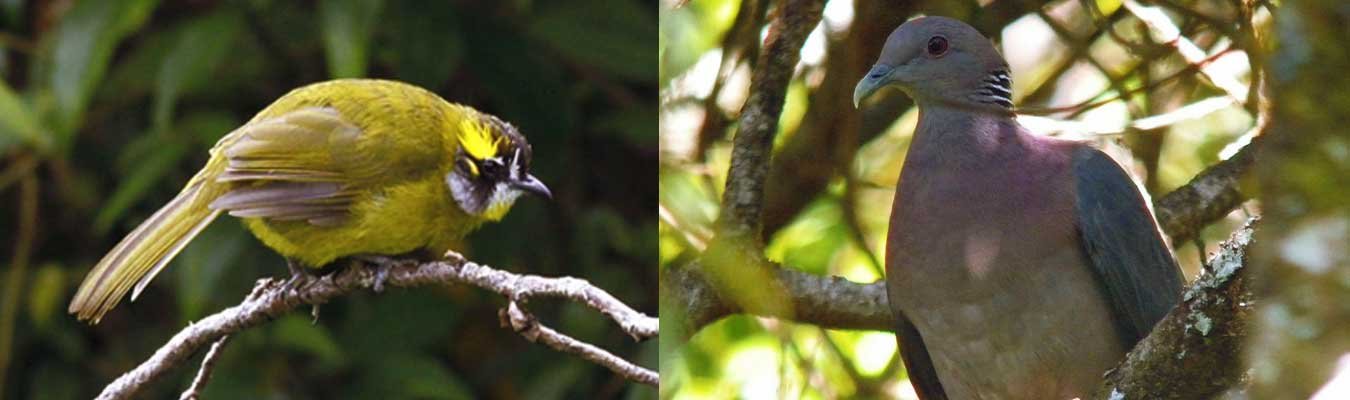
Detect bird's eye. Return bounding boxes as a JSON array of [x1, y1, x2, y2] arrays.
[[482, 158, 504, 176], [926, 36, 948, 57]]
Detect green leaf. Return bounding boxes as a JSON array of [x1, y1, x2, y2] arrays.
[[382, 0, 463, 88], [1, 0, 23, 28], [28, 361, 81, 400], [97, 111, 235, 235], [0, 79, 48, 151], [338, 290, 459, 362], [529, 0, 655, 81], [26, 263, 65, 329], [463, 21, 574, 155], [47, 0, 158, 146], [764, 196, 848, 275], [92, 138, 188, 234], [182, 111, 244, 148], [319, 0, 383, 78], [174, 220, 246, 319], [152, 9, 245, 131], [272, 315, 345, 366], [344, 354, 473, 400], [594, 103, 657, 147], [98, 23, 176, 103], [523, 359, 588, 400]]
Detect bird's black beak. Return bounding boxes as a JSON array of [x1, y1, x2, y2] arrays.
[[512, 174, 552, 199]]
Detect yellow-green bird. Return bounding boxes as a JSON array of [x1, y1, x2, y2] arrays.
[[69, 79, 551, 323]]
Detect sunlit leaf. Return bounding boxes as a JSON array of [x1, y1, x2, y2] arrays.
[[319, 0, 383, 78], [764, 196, 849, 275]]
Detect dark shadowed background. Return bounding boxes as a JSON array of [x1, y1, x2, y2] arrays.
[[0, 0, 655, 399]]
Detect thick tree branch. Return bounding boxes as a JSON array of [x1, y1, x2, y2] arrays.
[[664, 261, 889, 336], [667, 1, 1264, 395], [1092, 217, 1258, 399], [96, 254, 657, 399], [762, 0, 913, 236], [715, 0, 823, 240], [698, 0, 825, 339], [670, 216, 1257, 395], [1154, 130, 1263, 245], [670, 136, 1262, 335]]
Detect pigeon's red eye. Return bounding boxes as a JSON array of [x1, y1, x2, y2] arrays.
[[926, 36, 948, 57]]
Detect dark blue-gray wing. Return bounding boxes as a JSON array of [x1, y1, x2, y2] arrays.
[[895, 313, 947, 400], [1072, 147, 1185, 346]]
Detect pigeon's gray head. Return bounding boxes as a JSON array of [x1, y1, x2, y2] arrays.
[[854, 16, 1012, 111]]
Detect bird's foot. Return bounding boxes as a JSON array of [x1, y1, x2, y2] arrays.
[[442, 250, 466, 265], [283, 259, 316, 294], [283, 259, 324, 322], [354, 255, 398, 293]]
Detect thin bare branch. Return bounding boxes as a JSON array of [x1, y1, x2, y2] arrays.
[[95, 254, 657, 399], [502, 302, 657, 385], [177, 335, 230, 400]]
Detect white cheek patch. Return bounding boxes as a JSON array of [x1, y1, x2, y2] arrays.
[[446, 172, 478, 212], [488, 182, 524, 208]]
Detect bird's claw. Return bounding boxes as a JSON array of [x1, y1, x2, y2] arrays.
[[373, 264, 390, 293], [283, 259, 315, 296], [442, 251, 466, 265], [283, 259, 324, 322], [354, 255, 396, 293]]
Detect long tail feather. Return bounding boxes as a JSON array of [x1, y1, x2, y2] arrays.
[[69, 181, 222, 323]]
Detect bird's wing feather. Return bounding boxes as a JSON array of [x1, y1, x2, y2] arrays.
[[894, 313, 948, 400], [1072, 146, 1185, 346], [210, 107, 370, 226]]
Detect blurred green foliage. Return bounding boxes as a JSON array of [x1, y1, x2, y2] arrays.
[[660, 0, 1261, 398], [0, 1, 655, 399]]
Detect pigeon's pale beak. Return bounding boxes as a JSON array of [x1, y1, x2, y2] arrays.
[[854, 64, 896, 108], [512, 174, 552, 199]]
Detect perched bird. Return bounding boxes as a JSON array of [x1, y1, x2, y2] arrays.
[[853, 17, 1183, 399], [70, 79, 551, 323]]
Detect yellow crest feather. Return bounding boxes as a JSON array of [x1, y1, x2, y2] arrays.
[[459, 118, 503, 160]]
